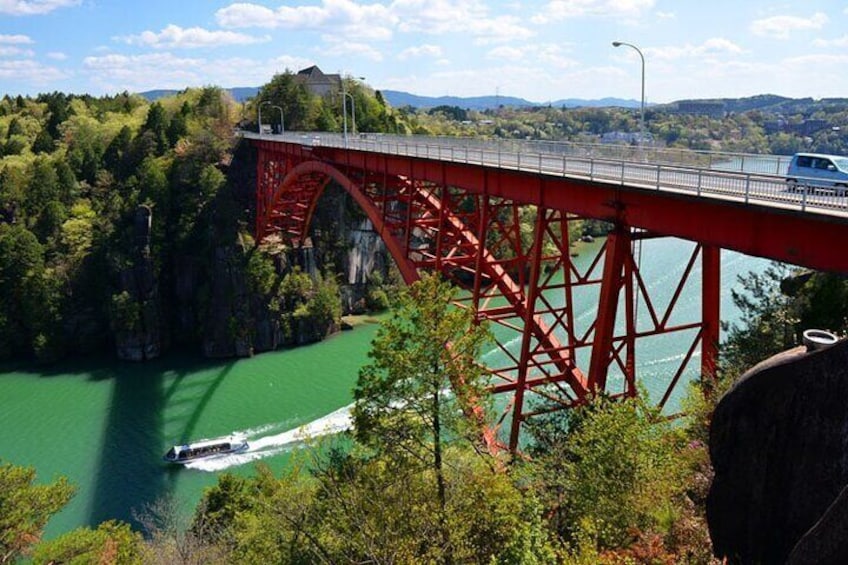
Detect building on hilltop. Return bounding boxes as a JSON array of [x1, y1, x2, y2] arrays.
[[296, 66, 341, 97], [764, 117, 830, 136], [601, 131, 654, 145], [671, 101, 727, 118]]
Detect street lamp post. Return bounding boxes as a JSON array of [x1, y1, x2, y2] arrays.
[[343, 92, 356, 136], [612, 41, 646, 146], [340, 73, 365, 146], [273, 105, 284, 134], [258, 100, 271, 134]]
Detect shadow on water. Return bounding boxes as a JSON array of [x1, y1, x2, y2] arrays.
[[84, 353, 237, 529], [86, 358, 168, 527]]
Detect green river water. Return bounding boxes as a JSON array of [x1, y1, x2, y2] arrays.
[[0, 238, 769, 538]]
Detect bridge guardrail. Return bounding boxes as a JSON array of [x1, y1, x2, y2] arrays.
[[242, 131, 847, 217]]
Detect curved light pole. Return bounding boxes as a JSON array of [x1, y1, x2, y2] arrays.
[[612, 41, 646, 146], [273, 105, 284, 134], [258, 100, 271, 134]]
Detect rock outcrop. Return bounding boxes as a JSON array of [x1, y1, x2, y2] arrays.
[[112, 141, 388, 361], [707, 338, 848, 564], [114, 205, 163, 361]]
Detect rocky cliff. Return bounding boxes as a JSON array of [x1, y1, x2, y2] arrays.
[[113, 140, 387, 360], [114, 205, 163, 361], [707, 336, 848, 564]]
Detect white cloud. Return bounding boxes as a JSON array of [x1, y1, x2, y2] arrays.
[[643, 38, 744, 61], [391, 0, 532, 43], [655, 10, 675, 20], [392, 0, 486, 33], [813, 35, 848, 48], [750, 13, 828, 39], [465, 15, 534, 45], [47, 51, 67, 60], [217, 1, 531, 44], [487, 44, 578, 69], [784, 53, 848, 68], [317, 36, 384, 61], [217, 1, 396, 41], [115, 25, 270, 49], [0, 59, 69, 84], [79, 51, 321, 97], [532, 0, 655, 24], [268, 55, 315, 73], [487, 45, 523, 61], [397, 44, 443, 60], [83, 53, 205, 91], [0, 46, 34, 57], [0, 0, 79, 15], [0, 34, 34, 44]]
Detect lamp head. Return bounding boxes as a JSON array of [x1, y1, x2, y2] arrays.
[[612, 41, 623, 47]]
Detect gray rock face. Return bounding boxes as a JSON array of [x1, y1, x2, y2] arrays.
[[707, 339, 848, 564], [202, 245, 253, 358], [115, 205, 162, 361], [787, 483, 848, 565]]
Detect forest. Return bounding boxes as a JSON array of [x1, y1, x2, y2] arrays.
[[3, 71, 848, 562]]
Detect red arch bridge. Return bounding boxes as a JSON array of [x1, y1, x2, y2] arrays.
[[248, 132, 848, 451]]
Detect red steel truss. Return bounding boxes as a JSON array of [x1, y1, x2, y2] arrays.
[[252, 139, 845, 451]]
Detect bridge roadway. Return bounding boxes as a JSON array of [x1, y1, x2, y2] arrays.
[[245, 131, 848, 275]]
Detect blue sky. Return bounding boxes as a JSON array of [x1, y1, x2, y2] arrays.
[[1, 0, 847, 103]]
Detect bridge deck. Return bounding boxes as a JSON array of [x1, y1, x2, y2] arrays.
[[246, 132, 848, 274]]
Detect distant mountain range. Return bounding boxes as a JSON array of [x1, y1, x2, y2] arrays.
[[378, 90, 642, 109], [138, 88, 848, 114], [138, 87, 641, 110]]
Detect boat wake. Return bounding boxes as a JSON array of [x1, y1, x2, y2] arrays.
[[184, 405, 354, 472]]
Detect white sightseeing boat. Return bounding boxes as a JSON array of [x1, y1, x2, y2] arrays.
[[163, 435, 249, 464]]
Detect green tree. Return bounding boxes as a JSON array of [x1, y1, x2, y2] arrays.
[[103, 125, 133, 178], [54, 158, 78, 205], [141, 102, 169, 154], [136, 156, 169, 209], [38, 90, 70, 140], [24, 157, 59, 221], [31, 520, 143, 565], [525, 395, 688, 552], [352, 272, 492, 560], [0, 165, 25, 221], [0, 461, 75, 564], [5, 117, 23, 139], [256, 71, 314, 131], [721, 263, 798, 374], [31, 128, 55, 154], [167, 109, 188, 146], [33, 199, 68, 244], [0, 224, 55, 358]]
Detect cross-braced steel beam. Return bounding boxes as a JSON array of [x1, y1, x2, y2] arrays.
[[252, 140, 722, 451]]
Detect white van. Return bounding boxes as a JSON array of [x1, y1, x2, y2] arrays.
[[786, 152, 848, 195]]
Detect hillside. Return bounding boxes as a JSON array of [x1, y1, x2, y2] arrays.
[[139, 86, 640, 110], [140, 86, 258, 103]]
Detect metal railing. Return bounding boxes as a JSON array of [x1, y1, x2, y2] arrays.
[[243, 131, 847, 217]]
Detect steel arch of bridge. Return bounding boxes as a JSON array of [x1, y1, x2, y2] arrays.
[[253, 139, 720, 451]]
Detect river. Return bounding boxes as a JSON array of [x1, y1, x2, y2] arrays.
[[0, 237, 770, 538]]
